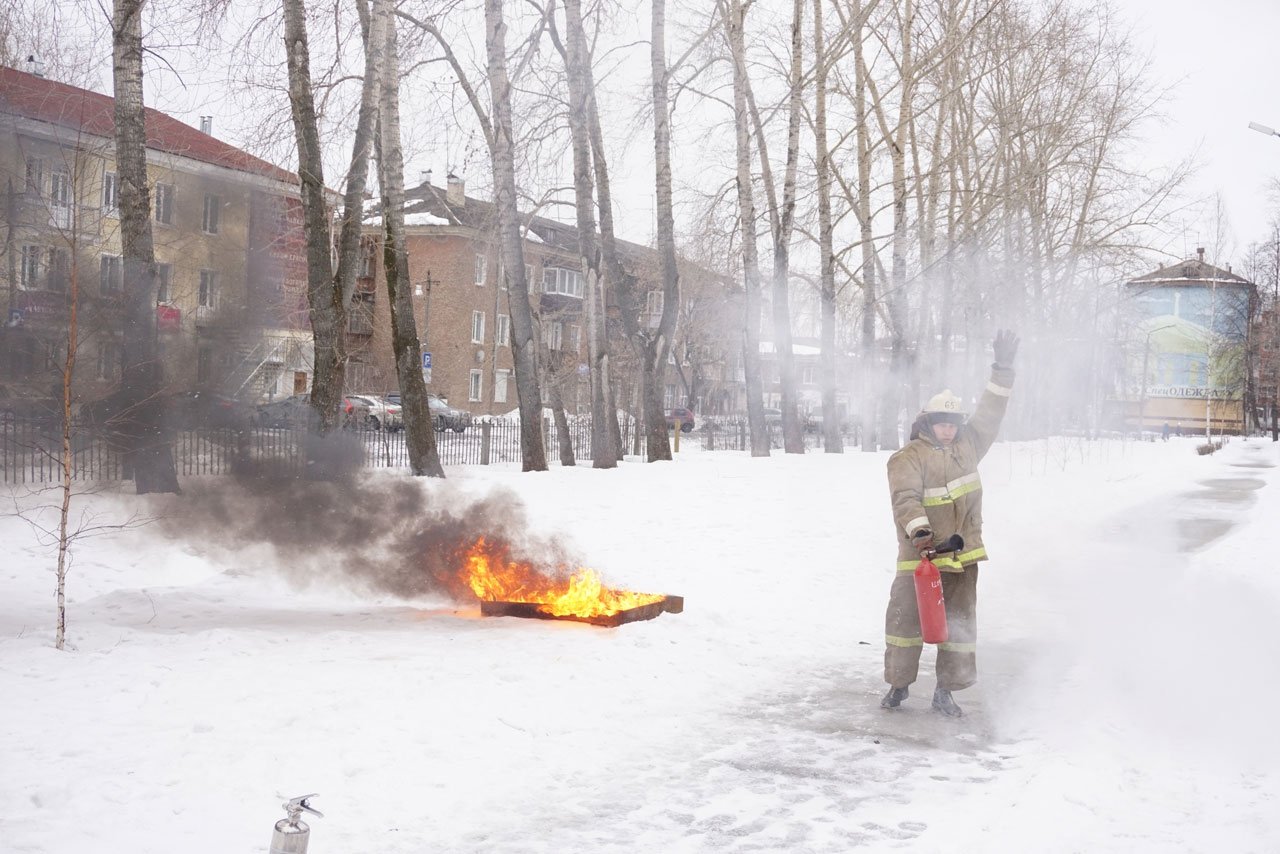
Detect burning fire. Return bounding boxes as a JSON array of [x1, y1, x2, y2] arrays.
[[461, 538, 664, 618]]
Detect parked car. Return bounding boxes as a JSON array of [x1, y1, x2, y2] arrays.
[[254, 394, 314, 429], [0, 385, 62, 426], [81, 389, 252, 431], [350, 394, 402, 431], [427, 394, 472, 432], [665, 407, 696, 432], [253, 394, 369, 429], [377, 392, 472, 432], [763, 407, 783, 426]]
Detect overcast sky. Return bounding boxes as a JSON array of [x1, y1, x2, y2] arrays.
[[1122, 0, 1280, 262], [127, 0, 1280, 269]]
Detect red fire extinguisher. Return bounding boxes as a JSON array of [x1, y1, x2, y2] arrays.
[[914, 534, 964, 644]]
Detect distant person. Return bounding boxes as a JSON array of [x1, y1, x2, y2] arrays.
[[880, 329, 1018, 717], [1162, 421, 1170, 441]]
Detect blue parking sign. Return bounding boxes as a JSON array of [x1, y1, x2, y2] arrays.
[[422, 352, 432, 370]]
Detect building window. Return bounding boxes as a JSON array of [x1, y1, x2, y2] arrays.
[[568, 324, 581, 351], [20, 245, 42, 289], [47, 248, 69, 293], [522, 264, 532, 290], [100, 255, 123, 294], [199, 270, 218, 308], [471, 310, 485, 344], [542, 267, 584, 298], [202, 194, 220, 234], [358, 237, 377, 278], [801, 365, 816, 385], [196, 347, 214, 384], [348, 292, 374, 334], [496, 313, 510, 346], [474, 254, 487, 286], [469, 369, 483, 402], [97, 341, 121, 381], [25, 157, 42, 196], [646, 290, 664, 315], [156, 263, 172, 302], [49, 170, 72, 228], [103, 172, 118, 212], [494, 369, 510, 403], [542, 320, 563, 351], [664, 384, 676, 409], [154, 182, 174, 225]]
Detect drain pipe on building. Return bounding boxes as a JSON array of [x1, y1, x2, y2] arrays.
[[269, 794, 322, 854]]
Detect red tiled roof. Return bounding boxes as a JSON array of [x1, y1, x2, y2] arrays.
[[0, 65, 298, 186]]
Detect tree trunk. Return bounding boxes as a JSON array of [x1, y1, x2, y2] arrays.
[[54, 220, 82, 650], [767, 0, 806, 454], [853, 1, 877, 453], [644, 0, 682, 461], [726, 0, 769, 456], [112, 0, 179, 494], [561, 0, 617, 468], [813, 0, 841, 453], [540, 350, 576, 466], [486, 0, 547, 471], [375, 2, 444, 477], [283, 0, 347, 440]]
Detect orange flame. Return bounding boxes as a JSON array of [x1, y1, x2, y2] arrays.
[[461, 537, 663, 618]]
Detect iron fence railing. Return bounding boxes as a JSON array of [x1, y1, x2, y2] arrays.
[[0, 412, 855, 484]]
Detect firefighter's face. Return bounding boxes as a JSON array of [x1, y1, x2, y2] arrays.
[[931, 420, 959, 446]]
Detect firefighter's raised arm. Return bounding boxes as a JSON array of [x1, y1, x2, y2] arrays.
[[966, 329, 1018, 460]]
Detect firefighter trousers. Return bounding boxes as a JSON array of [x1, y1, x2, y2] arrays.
[[883, 563, 979, 692]]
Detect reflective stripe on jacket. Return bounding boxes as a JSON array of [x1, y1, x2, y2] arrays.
[[887, 366, 1014, 572]]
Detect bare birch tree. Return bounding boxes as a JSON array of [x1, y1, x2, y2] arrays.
[[744, 0, 806, 454], [640, 0, 683, 462], [111, 0, 180, 494], [373, 0, 444, 477], [723, 0, 769, 456], [560, 0, 617, 468], [812, 0, 842, 453], [282, 0, 384, 446]]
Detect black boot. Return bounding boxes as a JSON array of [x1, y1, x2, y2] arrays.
[[932, 687, 963, 717], [880, 686, 909, 709]]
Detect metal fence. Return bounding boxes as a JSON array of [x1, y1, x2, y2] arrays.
[[1, 412, 847, 484]]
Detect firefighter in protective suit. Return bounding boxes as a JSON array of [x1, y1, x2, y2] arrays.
[[881, 330, 1018, 716]]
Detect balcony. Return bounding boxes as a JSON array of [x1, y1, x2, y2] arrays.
[[195, 304, 218, 326], [12, 198, 105, 238], [347, 308, 374, 336]]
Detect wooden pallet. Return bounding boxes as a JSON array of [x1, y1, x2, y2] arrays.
[[480, 595, 684, 628]]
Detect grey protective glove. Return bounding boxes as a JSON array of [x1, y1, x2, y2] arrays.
[[993, 329, 1020, 369], [911, 528, 934, 556]]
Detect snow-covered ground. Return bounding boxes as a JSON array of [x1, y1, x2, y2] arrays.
[[2, 435, 1278, 853]]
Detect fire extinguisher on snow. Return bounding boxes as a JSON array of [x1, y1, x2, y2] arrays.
[[914, 534, 964, 644], [269, 794, 322, 854]]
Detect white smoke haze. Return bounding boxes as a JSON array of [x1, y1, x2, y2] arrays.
[[984, 463, 1280, 771]]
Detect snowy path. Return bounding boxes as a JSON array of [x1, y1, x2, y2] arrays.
[[1, 437, 1278, 853]]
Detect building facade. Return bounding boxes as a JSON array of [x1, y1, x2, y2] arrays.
[[0, 64, 311, 409], [358, 175, 743, 419], [1112, 250, 1255, 435]]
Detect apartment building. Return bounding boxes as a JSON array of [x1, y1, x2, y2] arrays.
[[0, 64, 311, 407], [357, 174, 741, 418]]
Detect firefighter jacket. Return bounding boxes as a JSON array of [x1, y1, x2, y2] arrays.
[[887, 365, 1015, 572]]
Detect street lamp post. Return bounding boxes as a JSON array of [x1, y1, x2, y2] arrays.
[[1139, 324, 1175, 435]]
